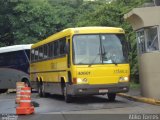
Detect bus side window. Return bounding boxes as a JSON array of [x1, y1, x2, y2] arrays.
[[54, 41, 59, 57], [44, 44, 48, 59], [31, 49, 34, 62], [6, 53, 11, 66], [25, 50, 30, 62], [52, 42, 54, 57], [31, 49, 35, 62], [0, 54, 4, 66], [59, 38, 66, 55], [48, 42, 54, 58], [8, 52, 17, 65], [34, 49, 39, 61], [39, 46, 44, 60], [17, 51, 27, 64]]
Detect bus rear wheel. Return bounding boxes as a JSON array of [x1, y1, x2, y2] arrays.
[[0, 89, 8, 93], [37, 82, 43, 97], [63, 85, 72, 103], [37, 82, 47, 97], [107, 93, 116, 101], [22, 79, 30, 87]]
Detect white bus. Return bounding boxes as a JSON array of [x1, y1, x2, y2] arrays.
[[0, 44, 32, 93]]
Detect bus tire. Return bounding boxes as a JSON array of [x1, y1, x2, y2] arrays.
[[41, 84, 49, 98], [37, 81, 43, 97], [63, 85, 72, 103], [37, 82, 47, 97], [22, 78, 30, 87], [0, 89, 8, 93], [107, 93, 116, 101]]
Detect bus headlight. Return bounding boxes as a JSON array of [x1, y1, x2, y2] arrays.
[[77, 78, 88, 84], [119, 77, 129, 82], [77, 78, 82, 83]]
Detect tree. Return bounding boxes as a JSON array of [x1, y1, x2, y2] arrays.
[[9, 0, 58, 44], [76, 0, 146, 82], [0, 0, 147, 82], [0, 0, 79, 44], [0, 0, 17, 46]]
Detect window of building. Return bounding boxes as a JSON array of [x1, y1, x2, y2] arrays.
[[146, 26, 159, 51], [136, 26, 159, 54], [137, 29, 146, 54]]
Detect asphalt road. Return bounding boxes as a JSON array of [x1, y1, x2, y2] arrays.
[[0, 92, 160, 120]]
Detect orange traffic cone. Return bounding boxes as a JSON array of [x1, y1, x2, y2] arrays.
[[16, 82, 25, 104], [16, 86, 34, 115]]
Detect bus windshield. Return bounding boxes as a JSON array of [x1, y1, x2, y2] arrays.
[[73, 34, 128, 65]]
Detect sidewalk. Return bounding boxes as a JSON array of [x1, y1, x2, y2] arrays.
[[127, 87, 141, 97], [118, 86, 160, 106]]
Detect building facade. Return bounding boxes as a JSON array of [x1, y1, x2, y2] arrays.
[[124, 5, 160, 99]]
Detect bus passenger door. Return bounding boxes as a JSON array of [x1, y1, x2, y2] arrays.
[[66, 36, 72, 84], [66, 37, 71, 68]]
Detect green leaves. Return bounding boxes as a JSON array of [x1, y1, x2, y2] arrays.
[[75, 0, 145, 81], [11, 0, 54, 43], [0, 0, 147, 82]]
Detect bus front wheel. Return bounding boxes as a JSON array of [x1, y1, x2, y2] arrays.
[[63, 85, 72, 103], [107, 93, 116, 101]]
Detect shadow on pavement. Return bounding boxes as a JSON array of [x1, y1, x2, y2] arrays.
[[43, 94, 126, 104]]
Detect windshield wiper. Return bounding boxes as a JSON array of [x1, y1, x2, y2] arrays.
[[112, 60, 118, 66]]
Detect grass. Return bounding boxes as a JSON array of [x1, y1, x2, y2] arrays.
[[130, 82, 140, 89]]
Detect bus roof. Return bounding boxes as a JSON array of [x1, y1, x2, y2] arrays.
[[32, 26, 125, 48], [0, 44, 32, 54]]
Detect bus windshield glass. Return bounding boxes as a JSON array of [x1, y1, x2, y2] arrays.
[[73, 34, 128, 65]]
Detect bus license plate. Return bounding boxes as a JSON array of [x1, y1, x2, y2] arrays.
[[99, 89, 108, 93]]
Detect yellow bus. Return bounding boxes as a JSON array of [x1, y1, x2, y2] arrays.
[[30, 27, 130, 103]]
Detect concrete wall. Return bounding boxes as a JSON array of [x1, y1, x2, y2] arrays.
[[125, 6, 160, 99], [139, 52, 160, 99], [124, 6, 160, 30]]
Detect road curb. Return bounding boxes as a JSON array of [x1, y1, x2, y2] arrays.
[[117, 93, 160, 106]]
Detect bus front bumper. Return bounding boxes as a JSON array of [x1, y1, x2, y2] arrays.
[[67, 83, 129, 96]]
